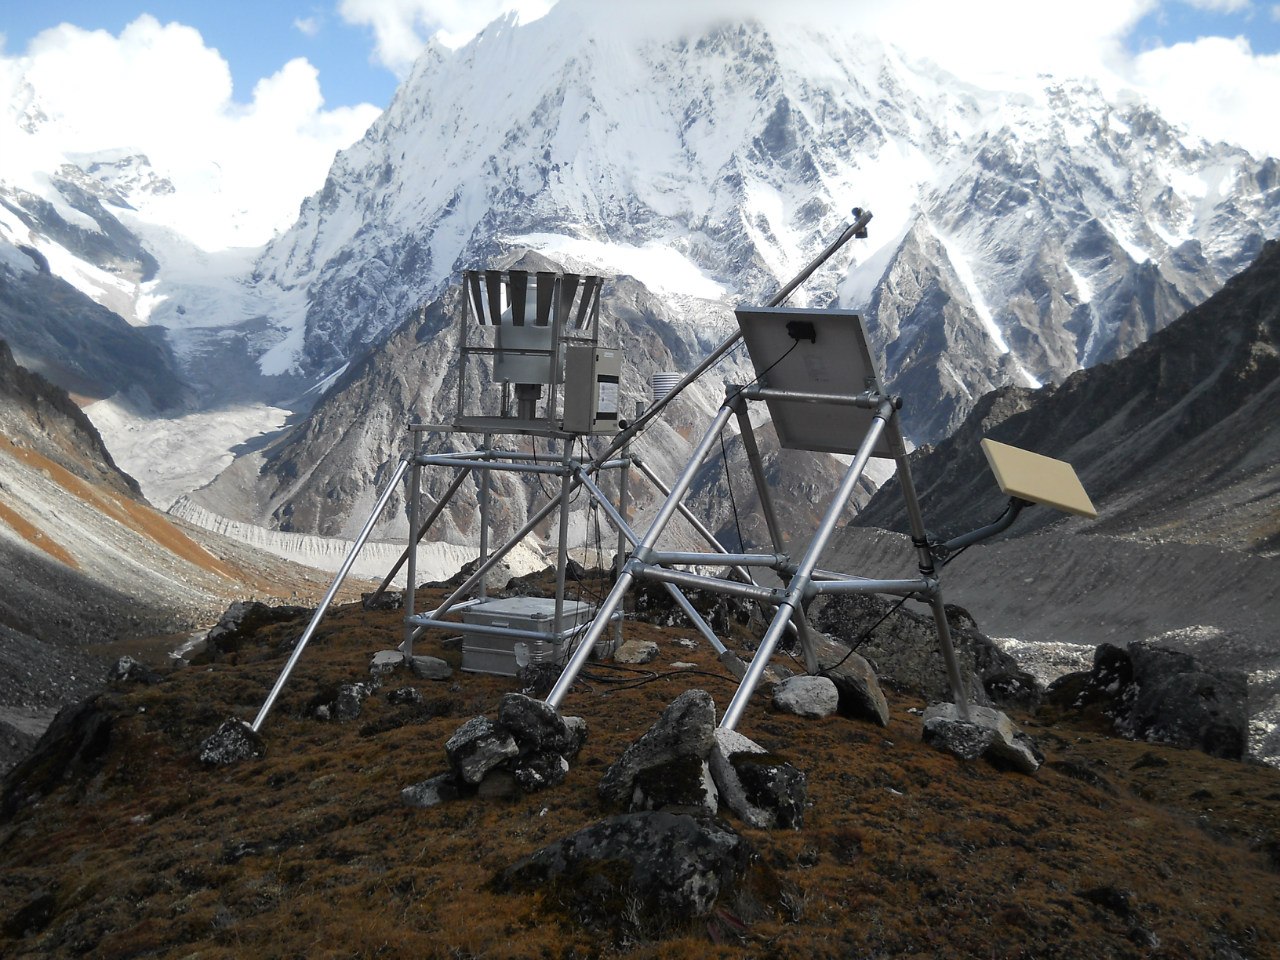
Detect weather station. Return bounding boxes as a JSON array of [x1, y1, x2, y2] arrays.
[[245, 204, 1096, 780]]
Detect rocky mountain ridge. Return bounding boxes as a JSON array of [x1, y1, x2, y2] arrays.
[[856, 238, 1280, 553], [3, 5, 1278, 536]]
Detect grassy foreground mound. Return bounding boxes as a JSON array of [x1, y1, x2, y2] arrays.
[[2, 590, 1278, 959]]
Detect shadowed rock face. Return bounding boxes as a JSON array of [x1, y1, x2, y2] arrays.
[[1044, 628, 1251, 761], [809, 593, 1033, 711], [0, 340, 143, 502]]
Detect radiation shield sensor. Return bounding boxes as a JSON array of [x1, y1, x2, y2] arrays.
[[980, 438, 1097, 518], [734, 306, 895, 458]]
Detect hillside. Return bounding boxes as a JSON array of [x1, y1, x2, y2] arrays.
[[1, 591, 1277, 958], [854, 240, 1280, 553], [0, 342, 362, 770]]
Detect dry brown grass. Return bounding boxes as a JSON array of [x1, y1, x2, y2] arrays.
[[0, 496, 79, 568], [0, 435, 237, 580], [1, 585, 1278, 959]]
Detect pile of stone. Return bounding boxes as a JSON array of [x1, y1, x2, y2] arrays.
[[402, 693, 587, 807], [600, 689, 807, 829]]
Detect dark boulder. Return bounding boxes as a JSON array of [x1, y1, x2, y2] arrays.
[[1046, 630, 1249, 760], [445, 716, 519, 785], [199, 717, 265, 766], [493, 811, 786, 939], [631, 581, 752, 635], [599, 690, 717, 810], [811, 594, 1035, 709], [2, 695, 120, 819], [202, 601, 309, 659]]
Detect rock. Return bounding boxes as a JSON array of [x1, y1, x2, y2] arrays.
[[511, 753, 570, 793], [308, 682, 374, 721], [369, 650, 404, 678], [771, 675, 839, 718], [445, 716, 519, 785], [921, 703, 1042, 774], [454, 556, 513, 593], [111, 656, 161, 685], [1046, 631, 1250, 761], [362, 590, 403, 610], [334, 683, 372, 722], [1122, 636, 1248, 760], [614, 639, 659, 665], [810, 633, 890, 726], [631, 581, 753, 634], [811, 595, 1027, 708], [599, 690, 717, 808], [410, 655, 453, 681], [497, 693, 585, 756], [199, 717, 265, 766], [497, 693, 587, 793], [203, 600, 309, 658], [386, 686, 423, 705], [2, 695, 121, 818], [710, 729, 807, 829], [516, 662, 560, 697], [631, 756, 718, 815], [402, 773, 469, 808], [562, 715, 588, 753], [493, 811, 782, 936]]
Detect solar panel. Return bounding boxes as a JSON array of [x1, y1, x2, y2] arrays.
[[734, 307, 895, 458]]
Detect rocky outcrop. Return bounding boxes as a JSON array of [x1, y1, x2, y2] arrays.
[[709, 729, 807, 829], [402, 693, 587, 804], [493, 811, 788, 939], [202, 601, 310, 660], [1045, 627, 1250, 760], [599, 689, 718, 814], [810, 594, 1035, 709], [1, 694, 121, 819]]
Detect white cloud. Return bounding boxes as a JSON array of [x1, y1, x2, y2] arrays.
[[0, 16, 381, 249], [294, 16, 322, 39], [338, 0, 553, 74], [1272, 2, 1280, 20], [1130, 34, 1280, 155]]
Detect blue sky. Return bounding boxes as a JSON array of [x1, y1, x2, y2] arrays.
[[3, 1, 1277, 112], [0, 2, 400, 110]]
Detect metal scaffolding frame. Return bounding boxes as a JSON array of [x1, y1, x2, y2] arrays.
[[248, 209, 877, 733]]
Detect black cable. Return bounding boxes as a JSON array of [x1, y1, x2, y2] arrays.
[[600, 668, 740, 692], [818, 594, 909, 675], [719, 429, 747, 552], [726, 337, 801, 404]]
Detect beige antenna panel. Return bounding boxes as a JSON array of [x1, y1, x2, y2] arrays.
[[980, 439, 1097, 518]]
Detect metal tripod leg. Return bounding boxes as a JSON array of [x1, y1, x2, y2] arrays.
[[545, 404, 737, 709], [719, 402, 894, 731], [252, 458, 410, 732], [733, 403, 820, 673], [891, 420, 971, 719]]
